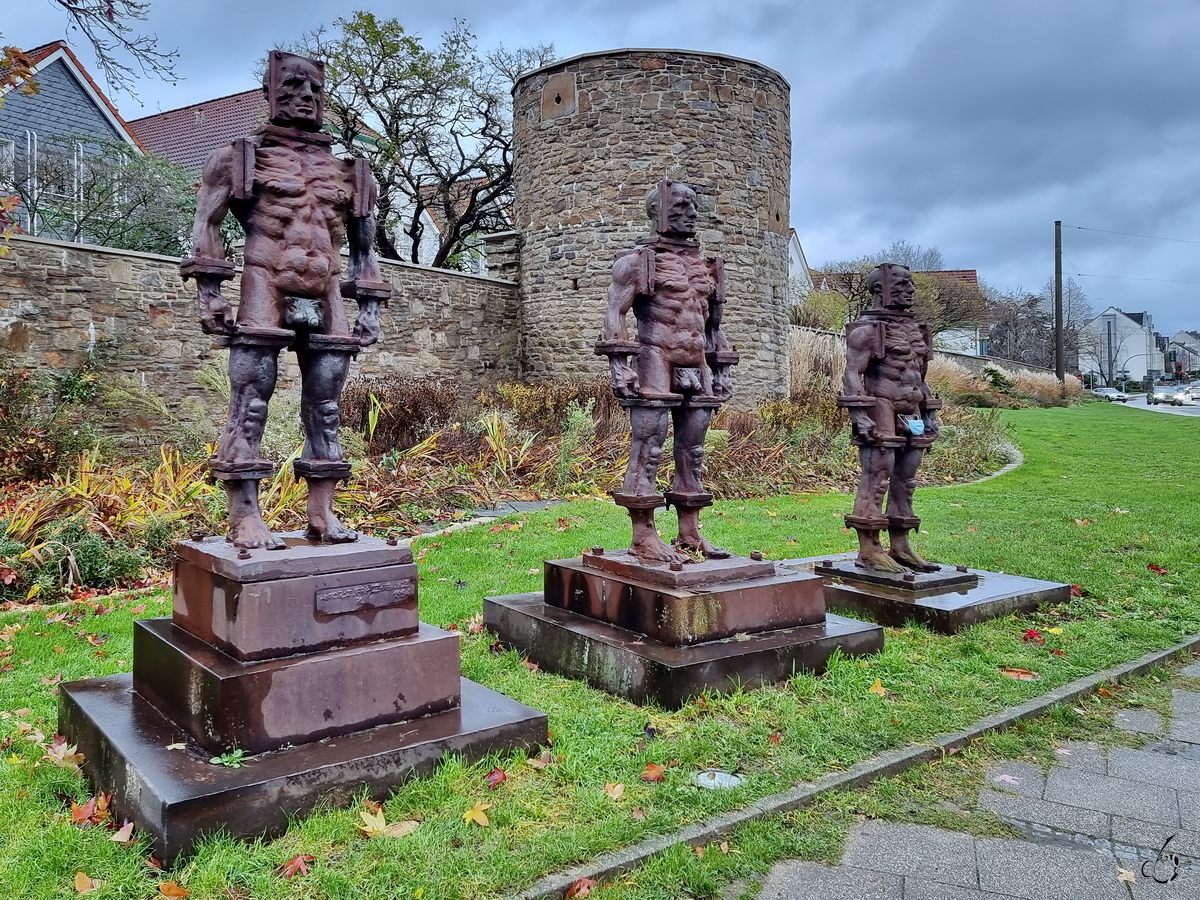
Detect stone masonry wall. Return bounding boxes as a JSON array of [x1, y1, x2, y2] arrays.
[[511, 49, 792, 407], [0, 235, 520, 412]]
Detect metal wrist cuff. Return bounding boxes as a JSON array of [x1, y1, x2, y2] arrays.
[[180, 257, 235, 281], [837, 395, 877, 408], [340, 279, 392, 304], [595, 339, 640, 357]]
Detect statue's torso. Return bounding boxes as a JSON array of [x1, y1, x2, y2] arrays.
[[239, 142, 354, 294], [866, 316, 929, 412], [637, 248, 716, 362]]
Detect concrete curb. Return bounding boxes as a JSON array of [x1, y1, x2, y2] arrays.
[[965, 445, 1024, 484], [507, 633, 1200, 900]]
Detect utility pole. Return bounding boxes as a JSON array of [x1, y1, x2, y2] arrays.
[[1054, 220, 1065, 383]]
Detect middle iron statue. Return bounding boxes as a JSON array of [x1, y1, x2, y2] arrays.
[[596, 179, 739, 564]]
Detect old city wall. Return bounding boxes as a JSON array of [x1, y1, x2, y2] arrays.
[[0, 235, 520, 410], [511, 49, 793, 407]]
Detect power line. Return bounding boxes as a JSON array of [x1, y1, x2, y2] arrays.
[[1064, 224, 1200, 247], [1073, 272, 1200, 286]]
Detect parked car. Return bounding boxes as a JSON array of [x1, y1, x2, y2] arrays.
[[1148, 384, 1176, 405], [1091, 387, 1128, 402]]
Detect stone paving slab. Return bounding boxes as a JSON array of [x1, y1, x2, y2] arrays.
[[839, 822, 979, 888], [1172, 690, 1200, 718], [1177, 789, 1200, 832], [1116, 708, 1165, 736], [755, 861, 903, 900], [1043, 767, 1180, 826], [902, 878, 1024, 900], [978, 788, 1109, 838], [974, 837, 1128, 900], [1180, 660, 1200, 678], [1049, 740, 1107, 774], [983, 760, 1046, 799], [1108, 745, 1200, 791], [1109, 815, 1200, 859]]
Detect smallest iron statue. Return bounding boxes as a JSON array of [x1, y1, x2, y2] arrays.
[[596, 178, 739, 564], [839, 263, 943, 573]]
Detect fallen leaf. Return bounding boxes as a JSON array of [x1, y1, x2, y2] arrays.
[[640, 762, 666, 783], [74, 871, 100, 893], [110, 820, 135, 843], [486, 766, 507, 789], [1045, 627, 1063, 634], [146, 856, 163, 871], [275, 854, 315, 878], [40, 674, 62, 685], [631, 807, 647, 820], [489, 640, 506, 654], [463, 801, 492, 827], [521, 658, 540, 673], [999, 667, 1040, 681], [867, 678, 887, 697], [381, 819, 418, 838], [565, 876, 598, 899], [159, 882, 191, 898], [1098, 687, 1113, 697], [1117, 867, 1136, 883], [358, 808, 388, 837], [993, 774, 1022, 785], [694, 846, 705, 858], [44, 736, 85, 770], [768, 732, 782, 746], [1148, 563, 1169, 575], [1021, 629, 1045, 645], [604, 782, 625, 800], [719, 840, 731, 853], [1049, 648, 1067, 657], [165, 742, 187, 751], [526, 748, 553, 770], [130, 604, 146, 615], [1069, 584, 1083, 597]]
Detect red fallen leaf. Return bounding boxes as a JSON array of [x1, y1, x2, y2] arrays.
[[146, 856, 163, 870], [489, 640, 505, 655], [1048, 648, 1067, 656], [1148, 563, 1169, 575], [768, 732, 782, 746], [445, 622, 459, 632], [521, 658, 540, 673], [71, 796, 97, 827], [1069, 585, 1083, 597], [565, 877, 598, 898], [158, 882, 191, 898], [130, 604, 146, 615], [486, 766, 507, 789], [999, 667, 1040, 681], [640, 762, 666, 782], [275, 854, 315, 878], [1021, 629, 1045, 645], [362, 798, 383, 814]]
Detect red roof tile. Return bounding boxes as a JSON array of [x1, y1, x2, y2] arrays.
[[130, 88, 268, 174]]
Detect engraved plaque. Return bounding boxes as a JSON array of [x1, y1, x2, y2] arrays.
[[315, 579, 416, 616]]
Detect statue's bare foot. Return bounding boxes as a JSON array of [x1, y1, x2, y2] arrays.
[[305, 512, 359, 544], [855, 550, 908, 574], [631, 534, 690, 565], [889, 548, 940, 573], [228, 517, 287, 551], [674, 534, 730, 560]]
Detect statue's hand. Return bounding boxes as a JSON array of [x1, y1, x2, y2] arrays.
[[609, 356, 640, 398], [711, 365, 734, 400], [850, 409, 878, 443], [352, 300, 381, 346], [198, 289, 235, 335]]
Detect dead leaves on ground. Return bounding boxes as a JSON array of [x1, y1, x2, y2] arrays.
[[486, 766, 508, 789], [275, 855, 315, 878], [358, 806, 420, 839], [640, 762, 666, 783], [463, 801, 492, 827], [999, 666, 1040, 681]]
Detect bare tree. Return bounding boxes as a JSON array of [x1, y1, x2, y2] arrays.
[[986, 290, 1054, 368], [295, 13, 554, 267], [1038, 276, 1094, 370]]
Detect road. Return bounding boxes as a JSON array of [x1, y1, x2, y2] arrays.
[[1113, 394, 1200, 417]]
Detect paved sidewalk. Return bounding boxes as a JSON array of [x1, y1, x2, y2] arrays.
[[754, 661, 1200, 899]]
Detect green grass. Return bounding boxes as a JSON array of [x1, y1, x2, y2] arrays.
[[0, 403, 1197, 899]]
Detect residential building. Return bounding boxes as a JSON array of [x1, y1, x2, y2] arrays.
[[0, 41, 146, 238], [1082, 307, 1163, 385]]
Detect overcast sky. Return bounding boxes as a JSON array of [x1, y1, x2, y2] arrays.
[[7, 0, 1200, 335]]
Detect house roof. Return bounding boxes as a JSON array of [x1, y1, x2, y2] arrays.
[[4, 41, 147, 152], [130, 88, 269, 174]]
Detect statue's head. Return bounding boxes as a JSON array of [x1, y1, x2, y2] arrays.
[[645, 179, 698, 238], [867, 263, 915, 311], [265, 50, 325, 131]]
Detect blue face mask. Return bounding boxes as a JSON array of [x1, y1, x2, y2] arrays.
[[907, 417, 925, 436]]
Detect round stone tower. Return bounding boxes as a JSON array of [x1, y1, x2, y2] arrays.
[[511, 48, 792, 406]]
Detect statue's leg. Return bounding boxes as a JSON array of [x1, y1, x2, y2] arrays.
[[214, 341, 286, 551], [294, 339, 358, 543], [669, 403, 727, 558], [848, 445, 905, 573], [886, 447, 939, 572], [614, 403, 686, 563]]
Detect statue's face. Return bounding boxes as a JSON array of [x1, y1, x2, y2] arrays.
[[272, 57, 325, 128], [663, 185, 698, 236], [880, 265, 915, 309]]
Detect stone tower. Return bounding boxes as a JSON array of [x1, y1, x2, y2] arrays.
[[510, 48, 792, 406]]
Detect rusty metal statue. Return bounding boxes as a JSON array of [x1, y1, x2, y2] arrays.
[[181, 51, 391, 550], [839, 263, 942, 573], [596, 179, 739, 564]]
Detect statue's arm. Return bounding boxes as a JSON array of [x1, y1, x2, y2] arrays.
[[343, 162, 391, 347], [917, 324, 942, 436], [181, 146, 236, 335], [705, 258, 737, 399], [841, 322, 880, 441], [596, 252, 642, 398]]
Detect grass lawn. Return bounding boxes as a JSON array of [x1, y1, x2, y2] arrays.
[[0, 402, 1196, 899]]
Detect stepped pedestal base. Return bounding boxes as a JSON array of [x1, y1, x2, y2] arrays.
[[788, 553, 1072, 634], [60, 676, 546, 863]]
